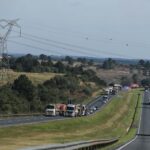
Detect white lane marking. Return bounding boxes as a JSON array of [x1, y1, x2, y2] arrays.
[[117, 92, 144, 150], [117, 136, 137, 150]]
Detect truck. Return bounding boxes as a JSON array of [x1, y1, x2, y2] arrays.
[[103, 88, 112, 95], [58, 104, 67, 116], [81, 105, 86, 116], [103, 87, 115, 95], [65, 104, 86, 117], [45, 103, 67, 116], [66, 104, 78, 117], [45, 104, 57, 116], [45, 103, 86, 117], [76, 104, 86, 116]]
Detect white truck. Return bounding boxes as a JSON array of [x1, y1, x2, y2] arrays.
[[66, 104, 78, 117], [45, 104, 56, 116]]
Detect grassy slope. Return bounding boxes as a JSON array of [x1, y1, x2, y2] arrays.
[[0, 89, 142, 150]]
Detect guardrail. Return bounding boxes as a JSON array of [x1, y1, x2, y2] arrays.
[[21, 138, 119, 150]]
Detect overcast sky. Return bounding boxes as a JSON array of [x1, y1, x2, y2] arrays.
[[0, 0, 150, 59]]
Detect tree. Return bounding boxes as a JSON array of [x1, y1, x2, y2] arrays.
[[38, 84, 53, 103], [65, 56, 74, 65], [88, 59, 94, 66], [138, 59, 145, 67], [14, 54, 40, 72], [54, 61, 66, 73], [132, 74, 139, 84], [12, 75, 35, 101], [145, 61, 150, 69], [102, 58, 117, 69], [77, 57, 87, 64], [39, 54, 48, 61], [0, 85, 28, 114]]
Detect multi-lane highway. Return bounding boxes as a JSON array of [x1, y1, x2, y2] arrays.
[[0, 94, 111, 127], [118, 90, 150, 150]]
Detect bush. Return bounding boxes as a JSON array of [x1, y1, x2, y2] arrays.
[[83, 87, 92, 96]]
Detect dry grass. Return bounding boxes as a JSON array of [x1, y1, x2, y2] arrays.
[[0, 70, 63, 85], [83, 65, 130, 83], [96, 68, 130, 82]]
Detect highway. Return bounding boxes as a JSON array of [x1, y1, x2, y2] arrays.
[[0, 94, 111, 127], [117, 90, 150, 150]]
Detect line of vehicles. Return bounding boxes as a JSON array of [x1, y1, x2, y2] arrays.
[[45, 84, 122, 117], [102, 84, 122, 95], [45, 103, 87, 117]]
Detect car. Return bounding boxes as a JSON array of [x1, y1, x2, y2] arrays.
[[93, 107, 97, 111], [103, 95, 108, 99], [90, 106, 96, 111], [103, 100, 107, 104], [95, 106, 98, 110], [90, 109, 93, 114]]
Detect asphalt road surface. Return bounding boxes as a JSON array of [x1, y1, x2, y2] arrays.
[[0, 94, 112, 127], [117, 90, 150, 150], [0, 116, 65, 127]]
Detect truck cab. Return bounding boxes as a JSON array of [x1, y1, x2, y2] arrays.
[[66, 104, 78, 117], [45, 104, 56, 116], [80, 105, 86, 116]]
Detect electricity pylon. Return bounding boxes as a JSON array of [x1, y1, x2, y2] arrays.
[[0, 19, 21, 85]]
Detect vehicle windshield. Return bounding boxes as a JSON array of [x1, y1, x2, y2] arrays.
[[67, 106, 74, 111], [46, 105, 54, 109]]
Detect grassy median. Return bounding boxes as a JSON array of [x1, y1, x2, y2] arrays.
[[102, 89, 143, 150], [0, 89, 143, 150]]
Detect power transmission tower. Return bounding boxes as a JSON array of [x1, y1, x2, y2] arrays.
[[0, 19, 21, 85]]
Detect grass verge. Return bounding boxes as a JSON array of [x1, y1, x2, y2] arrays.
[[0, 89, 143, 150]]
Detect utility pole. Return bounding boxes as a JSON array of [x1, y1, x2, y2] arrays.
[[0, 19, 21, 85]]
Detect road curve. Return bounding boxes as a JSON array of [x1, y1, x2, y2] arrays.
[[117, 90, 150, 150]]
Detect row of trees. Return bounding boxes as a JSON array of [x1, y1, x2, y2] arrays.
[[11, 54, 150, 73], [10, 54, 121, 73], [9, 54, 96, 73]]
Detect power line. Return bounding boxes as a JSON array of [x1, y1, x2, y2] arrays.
[[12, 30, 134, 58], [22, 23, 150, 49], [21, 36, 103, 57], [8, 40, 65, 56]]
